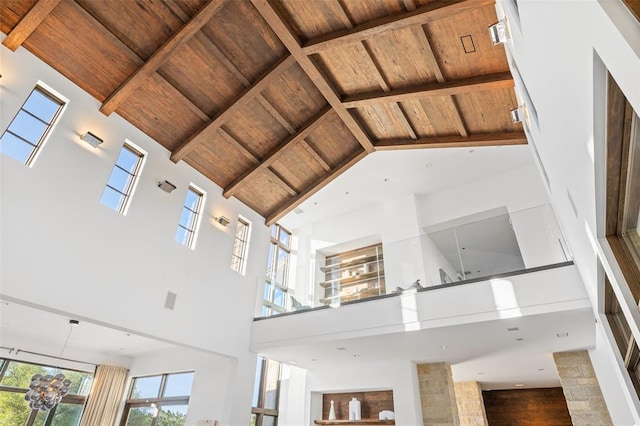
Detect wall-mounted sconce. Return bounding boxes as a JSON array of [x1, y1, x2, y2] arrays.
[[215, 216, 231, 227], [80, 131, 103, 148], [488, 21, 507, 45], [510, 107, 524, 124], [158, 180, 177, 193]]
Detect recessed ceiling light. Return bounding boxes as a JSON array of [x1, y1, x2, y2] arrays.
[[440, 346, 447, 349], [469, 149, 475, 153], [538, 368, 545, 371], [478, 372, 484, 375], [336, 347, 347, 351], [557, 332, 569, 338], [353, 354, 360, 358], [425, 163, 432, 168], [312, 359, 318, 362], [516, 338, 524, 341], [345, 191, 350, 195], [515, 383, 525, 387], [294, 207, 304, 214], [384, 178, 389, 182], [507, 327, 519, 332]]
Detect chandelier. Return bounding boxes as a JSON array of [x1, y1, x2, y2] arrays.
[[24, 373, 72, 411]]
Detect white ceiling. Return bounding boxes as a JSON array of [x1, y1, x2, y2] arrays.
[[257, 308, 595, 390], [280, 145, 535, 230], [0, 301, 177, 366]]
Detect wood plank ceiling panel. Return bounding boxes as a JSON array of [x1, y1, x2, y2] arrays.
[[21, 0, 142, 101], [303, 113, 363, 166], [0, 0, 38, 35], [339, 0, 407, 23], [75, 0, 181, 60], [313, 44, 385, 96], [400, 99, 459, 137], [270, 143, 329, 192], [260, 63, 328, 129], [277, 0, 346, 39], [159, 39, 246, 118], [455, 88, 523, 133], [200, 0, 287, 82], [353, 104, 416, 140], [185, 131, 258, 186], [223, 98, 292, 158], [2, 0, 61, 51], [235, 168, 297, 215], [116, 74, 207, 152], [426, 4, 508, 80]]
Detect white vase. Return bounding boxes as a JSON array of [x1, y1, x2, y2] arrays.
[[328, 400, 336, 420], [349, 397, 361, 421]]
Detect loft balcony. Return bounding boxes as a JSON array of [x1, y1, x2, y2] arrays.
[[257, 204, 571, 318]]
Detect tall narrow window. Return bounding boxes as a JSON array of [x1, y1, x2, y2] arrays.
[[176, 186, 204, 249], [231, 217, 251, 275], [262, 224, 291, 316], [100, 143, 145, 214], [0, 85, 65, 165], [251, 357, 281, 426]]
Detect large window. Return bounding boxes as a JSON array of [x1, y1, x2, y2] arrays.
[[251, 357, 281, 426], [175, 185, 205, 249], [100, 142, 145, 214], [0, 359, 93, 426], [604, 74, 640, 400], [0, 85, 65, 165], [231, 217, 251, 275], [121, 371, 194, 426], [262, 224, 292, 316]]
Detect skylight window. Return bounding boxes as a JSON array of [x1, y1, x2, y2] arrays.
[[176, 185, 205, 249], [231, 216, 251, 275], [100, 142, 145, 214], [0, 85, 65, 165]]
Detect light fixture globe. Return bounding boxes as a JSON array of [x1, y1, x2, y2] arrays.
[[24, 373, 71, 411]]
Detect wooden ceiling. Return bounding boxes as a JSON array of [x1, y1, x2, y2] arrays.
[[1, 0, 525, 225]]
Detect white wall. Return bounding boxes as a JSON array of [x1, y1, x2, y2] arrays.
[[496, 0, 640, 423], [0, 42, 268, 425]]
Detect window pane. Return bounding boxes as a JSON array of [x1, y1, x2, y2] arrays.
[[175, 226, 191, 246], [131, 376, 162, 399], [1, 361, 54, 388], [158, 404, 188, 425], [125, 407, 155, 426], [262, 360, 280, 410], [163, 372, 194, 398], [273, 288, 284, 307], [33, 409, 47, 426], [251, 413, 258, 426], [179, 208, 196, 229], [184, 190, 200, 211], [0, 391, 31, 424], [50, 402, 83, 426], [0, 131, 35, 163], [266, 244, 276, 278], [262, 415, 276, 426], [271, 225, 278, 239], [9, 110, 48, 144], [116, 147, 141, 172], [252, 358, 263, 407], [278, 230, 290, 248], [100, 186, 125, 211], [106, 166, 134, 193], [23, 89, 61, 123]]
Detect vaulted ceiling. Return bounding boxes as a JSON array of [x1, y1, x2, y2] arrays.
[[1, 0, 525, 225]]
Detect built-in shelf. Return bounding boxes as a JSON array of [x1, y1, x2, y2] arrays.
[[314, 421, 395, 425], [320, 244, 385, 305]]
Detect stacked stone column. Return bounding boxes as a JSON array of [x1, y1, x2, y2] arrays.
[[416, 362, 460, 426], [553, 350, 613, 425], [454, 382, 488, 426]]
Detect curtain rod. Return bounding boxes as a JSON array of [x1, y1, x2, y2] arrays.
[[0, 346, 96, 367]]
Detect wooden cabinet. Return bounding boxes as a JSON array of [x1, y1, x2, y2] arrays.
[[319, 244, 385, 305], [317, 390, 394, 424]]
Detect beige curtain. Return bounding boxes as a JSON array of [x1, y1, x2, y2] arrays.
[[80, 364, 129, 426]]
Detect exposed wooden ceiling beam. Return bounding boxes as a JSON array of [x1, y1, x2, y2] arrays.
[[223, 107, 332, 198], [265, 149, 368, 226], [342, 72, 514, 108], [2, 0, 61, 51], [100, 0, 229, 116], [250, 0, 375, 153], [218, 128, 260, 164], [170, 54, 296, 162], [302, 0, 494, 54], [374, 132, 528, 150]]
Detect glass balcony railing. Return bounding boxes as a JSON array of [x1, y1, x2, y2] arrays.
[[257, 204, 570, 318]]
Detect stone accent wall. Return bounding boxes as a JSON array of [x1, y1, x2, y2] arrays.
[[416, 362, 460, 426], [454, 382, 488, 426], [553, 350, 613, 426]]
